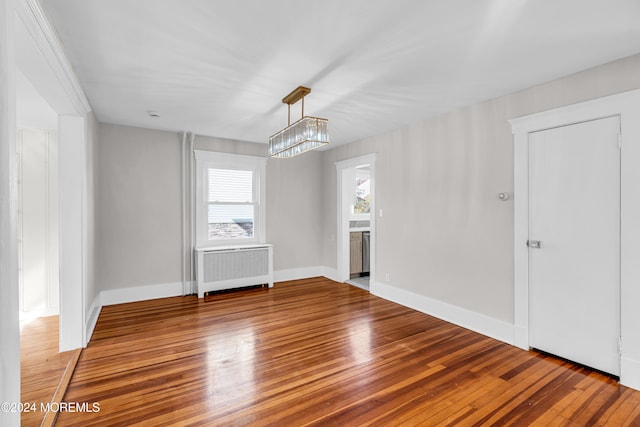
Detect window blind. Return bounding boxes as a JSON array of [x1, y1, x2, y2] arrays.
[[208, 169, 253, 202]]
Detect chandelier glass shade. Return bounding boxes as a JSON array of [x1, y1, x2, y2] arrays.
[[268, 116, 328, 158], [269, 86, 328, 158]]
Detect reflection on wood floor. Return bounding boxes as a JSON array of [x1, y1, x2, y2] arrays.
[[20, 315, 71, 427], [56, 277, 640, 426]]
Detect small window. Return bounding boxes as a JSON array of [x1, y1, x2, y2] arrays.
[[195, 151, 266, 246]]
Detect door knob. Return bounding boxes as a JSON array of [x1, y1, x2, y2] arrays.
[[527, 240, 541, 248]]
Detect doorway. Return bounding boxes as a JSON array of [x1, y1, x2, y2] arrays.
[[15, 0, 90, 352], [510, 89, 640, 389], [336, 154, 376, 290], [528, 116, 620, 376], [17, 127, 60, 323]]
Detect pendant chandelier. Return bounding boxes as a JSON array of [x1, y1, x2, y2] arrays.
[[269, 86, 329, 158]]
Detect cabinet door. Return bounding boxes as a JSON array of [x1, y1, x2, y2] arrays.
[[350, 232, 362, 276]]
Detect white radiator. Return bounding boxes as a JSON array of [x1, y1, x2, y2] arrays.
[[195, 244, 273, 298]]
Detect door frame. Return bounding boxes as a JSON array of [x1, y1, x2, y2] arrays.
[[16, 0, 92, 351], [336, 153, 377, 285], [510, 89, 640, 389]]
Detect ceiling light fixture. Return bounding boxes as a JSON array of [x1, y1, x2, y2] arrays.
[[269, 86, 328, 158]]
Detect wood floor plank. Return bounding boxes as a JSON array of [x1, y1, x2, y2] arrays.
[[20, 315, 75, 427], [602, 389, 640, 425], [55, 278, 640, 426]]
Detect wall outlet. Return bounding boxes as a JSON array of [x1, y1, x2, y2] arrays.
[[330, 234, 335, 241], [385, 273, 390, 282], [379, 209, 384, 217]]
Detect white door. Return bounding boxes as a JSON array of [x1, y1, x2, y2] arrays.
[[528, 116, 620, 376]]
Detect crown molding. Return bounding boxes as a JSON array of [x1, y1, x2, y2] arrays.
[[15, 0, 91, 115]]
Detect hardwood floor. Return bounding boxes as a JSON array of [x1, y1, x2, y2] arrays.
[[57, 277, 640, 426], [20, 315, 77, 427]]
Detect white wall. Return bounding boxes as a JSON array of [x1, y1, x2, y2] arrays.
[[85, 111, 99, 332], [96, 124, 183, 293], [0, 0, 20, 424], [58, 115, 88, 350], [16, 69, 57, 129], [321, 53, 640, 330], [95, 124, 326, 297], [266, 151, 323, 273]]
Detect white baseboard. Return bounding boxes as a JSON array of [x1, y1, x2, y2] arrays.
[[322, 267, 340, 283], [85, 294, 102, 344], [371, 281, 514, 346], [100, 281, 184, 306], [274, 266, 327, 282], [621, 356, 640, 391], [273, 266, 342, 283], [513, 325, 529, 350]]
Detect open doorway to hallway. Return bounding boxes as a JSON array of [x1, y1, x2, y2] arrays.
[[337, 154, 377, 291], [17, 127, 59, 324], [16, 67, 65, 426], [346, 165, 371, 290]]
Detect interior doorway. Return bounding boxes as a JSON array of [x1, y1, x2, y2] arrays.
[[336, 154, 376, 290], [16, 66, 60, 332], [16, 0, 90, 352], [17, 127, 60, 324]]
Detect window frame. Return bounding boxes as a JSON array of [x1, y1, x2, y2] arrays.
[[194, 150, 267, 247]]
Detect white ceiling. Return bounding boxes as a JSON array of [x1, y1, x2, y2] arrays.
[[41, 0, 640, 147]]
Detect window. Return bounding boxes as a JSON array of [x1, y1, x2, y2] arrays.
[[353, 167, 371, 215], [195, 151, 266, 246], [207, 168, 255, 240], [351, 166, 371, 219]]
